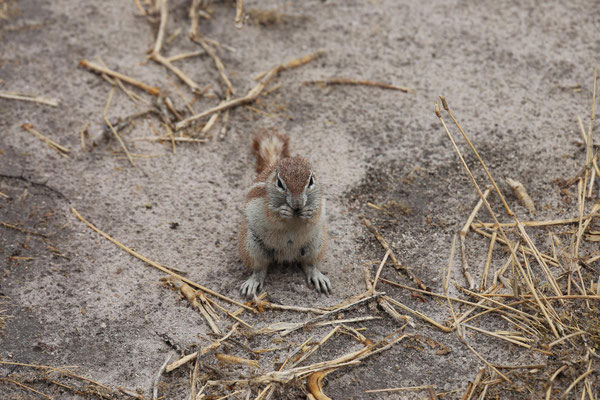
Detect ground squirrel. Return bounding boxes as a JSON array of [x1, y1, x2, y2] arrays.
[[238, 131, 332, 298]]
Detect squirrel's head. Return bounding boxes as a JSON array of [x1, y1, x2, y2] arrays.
[[268, 156, 319, 219]]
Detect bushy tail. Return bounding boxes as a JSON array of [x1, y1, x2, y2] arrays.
[[252, 131, 290, 174]]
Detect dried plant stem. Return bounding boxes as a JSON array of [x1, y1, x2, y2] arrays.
[[547, 331, 587, 349], [0, 378, 54, 399], [188, 0, 201, 37], [363, 217, 428, 291], [21, 123, 71, 156], [481, 231, 496, 291], [175, 67, 276, 130], [471, 227, 560, 268], [166, 277, 221, 334], [152, 0, 168, 55], [152, 351, 174, 400], [131, 136, 208, 143], [152, 53, 203, 93], [176, 52, 321, 130], [103, 87, 135, 166], [506, 178, 536, 214], [441, 98, 563, 298], [471, 215, 599, 229], [192, 36, 234, 95], [79, 60, 160, 96], [252, 330, 408, 385], [71, 208, 254, 311], [79, 121, 89, 152], [383, 295, 451, 332], [560, 368, 593, 399], [437, 101, 560, 337], [460, 188, 490, 289], [378, 297, 413, 326], [203, 297, 253, 329], [546, 365, 569, 400], [445, 235, 460, 333], [235, 0, 244, 28], [365, 385, 436, 394], [292, 327, 341, 368], [0, 90, 59, 106], [166, 324, 238, 372], [167, 50, 204, 63], [461, 340, 511, 383], [371, 250, 390, 293], [280, 292, 383, 336], [1, 221, 49, 238], [462, 323, 531, 349], [305, 78, 414, 93], [259, 301, 327, 315]]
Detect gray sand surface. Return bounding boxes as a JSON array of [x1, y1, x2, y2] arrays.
[[1, 1, 599, 398]]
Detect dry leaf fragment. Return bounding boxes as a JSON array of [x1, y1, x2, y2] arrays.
[[506, 177, 536, 214], [307, 369, 335, 400], [215, 353, 259, 368]]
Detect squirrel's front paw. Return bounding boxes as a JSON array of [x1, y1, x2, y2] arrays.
[[303, 265, 332, 295], [299, 208, 314, 220], [278, 206, 294, 219], [240, 273, 265, 298]]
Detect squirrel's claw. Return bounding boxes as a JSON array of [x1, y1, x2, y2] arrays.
[[240, 273, 265, 298], [304, 265, 332, 296]]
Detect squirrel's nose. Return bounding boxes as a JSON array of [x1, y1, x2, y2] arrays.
[[289, 196, 305, 212]]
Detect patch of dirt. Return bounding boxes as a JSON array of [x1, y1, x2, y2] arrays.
[[1, 0, 600, 399]]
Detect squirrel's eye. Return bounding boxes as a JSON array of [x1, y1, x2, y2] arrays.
[[308, 175, 315, 188], [276, 176, 285, 190]]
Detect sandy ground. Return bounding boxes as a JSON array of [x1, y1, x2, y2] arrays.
[[1, 0, 599, 399]]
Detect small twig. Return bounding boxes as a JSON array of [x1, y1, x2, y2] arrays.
[[377, 297, 413, 327], [0, 378, 54, 400], [365, 385, 436, 394], [79, 121, 89, 152], [445, 235, 461, 335], [152, 351, 175, 400], [461, 340, 511, 383], [166, 324, 238, 372], [130, 136, 208, 143], [304, 78, 414, 93], [259, 301, 327, 315], [371, 249, 391, 293], [166, 50, 204, 63], [0, 221, 49, 238], [383, 295, 452, 332], [152, 0, 168, 55], [234, 0, 244, 28], [188, 0, 201, 37], [192, 35, 234, 95], [459, 188, 491, 290], [280, 292, 384, 336], [151, 53, 204, 94], [481, 231, 496, 291], [79, 60, 160, 96], [103, 87, 135, 166], [560, 368, 594, 399], [21, 123, 71, 156], [0, 90, 59, 106], [176, 52, 322, 130]]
